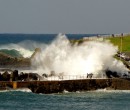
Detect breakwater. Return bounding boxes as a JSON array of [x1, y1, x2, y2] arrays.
[[1, 78, 130, 94]]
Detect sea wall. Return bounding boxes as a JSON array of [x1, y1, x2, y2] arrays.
[[1, 78, 130, 94], [29, 78, 130, 93]]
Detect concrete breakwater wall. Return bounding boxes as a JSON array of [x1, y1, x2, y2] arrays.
[[0, 78, 130, 94]]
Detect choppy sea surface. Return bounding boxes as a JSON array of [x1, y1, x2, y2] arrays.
[[0, 90, 130, 110], [0, 34, 97, 44]]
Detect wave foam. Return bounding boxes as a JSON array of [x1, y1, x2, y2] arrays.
[[31, 34, 129, 78], [0, 88, 32, 93]]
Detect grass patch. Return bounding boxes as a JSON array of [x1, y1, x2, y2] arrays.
[[106, 35, 130, 52]]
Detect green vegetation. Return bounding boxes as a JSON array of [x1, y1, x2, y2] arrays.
[[70, 35, 130, 52], [106, 35, 130, 52]]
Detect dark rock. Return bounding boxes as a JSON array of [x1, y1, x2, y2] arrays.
[[2, 71, 10, 81], [11, 70, 19, 81], [42, 73, 48, 78], [106, 70, 120, 78]]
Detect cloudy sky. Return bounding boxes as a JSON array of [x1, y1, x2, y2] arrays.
[[0, 0, 130, 34]]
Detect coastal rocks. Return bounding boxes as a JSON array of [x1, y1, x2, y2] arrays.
[[1, 71, 10, 81], [0, 70, 39, 81], [105, 70, 120, 78], [0, 48, 43, 68], [30, 48, 41, 59], [11, 70, 18, 81], [0, 70, 20, 81], [18, 72, 40, 81], [0, 52, 31, 68]]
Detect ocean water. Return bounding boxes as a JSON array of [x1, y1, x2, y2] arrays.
[[0, 90, 130, 110], [0, 34, 97, 44], [0, 34, 97, 58]]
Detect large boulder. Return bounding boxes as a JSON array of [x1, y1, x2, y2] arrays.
[[11, 70, 19, 81], [2, 71, 10, 81], [105, 70, 120, 78]]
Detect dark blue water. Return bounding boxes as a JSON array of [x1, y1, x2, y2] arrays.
[[0, 34, 97, 44], [0, 90, 130, 110], [0, 34, 98, 57]]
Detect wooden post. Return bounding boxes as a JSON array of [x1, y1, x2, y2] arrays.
[[13, 81, 17, 89]]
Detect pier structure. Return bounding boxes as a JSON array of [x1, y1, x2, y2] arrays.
[[1, 78, 130, 94]]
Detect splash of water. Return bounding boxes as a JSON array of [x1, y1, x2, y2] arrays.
[[0, 41, 35, 58], [31, 34, 128, 78]]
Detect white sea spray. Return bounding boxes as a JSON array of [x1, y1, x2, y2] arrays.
[[31, 34, 128, 78], [0, 34, 128, 78]]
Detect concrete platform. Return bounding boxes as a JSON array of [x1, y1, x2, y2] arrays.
[[1, 78, 130, 94]]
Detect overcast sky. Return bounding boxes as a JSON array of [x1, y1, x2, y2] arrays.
[[0, 0, 130, 34]]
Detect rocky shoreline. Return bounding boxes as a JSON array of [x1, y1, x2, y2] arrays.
[[0, 48, 42, 68], [0, 52, 31, 68]]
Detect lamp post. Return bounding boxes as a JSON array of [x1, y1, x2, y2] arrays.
[[120, 33, 123, 53], [120, 33, 123, 61], [120, 36, 122, 53]]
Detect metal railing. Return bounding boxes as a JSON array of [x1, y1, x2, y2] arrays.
[[41, 74, 107, 81]]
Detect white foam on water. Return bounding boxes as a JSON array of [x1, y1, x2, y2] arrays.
[[95, 89, 130, 93], [0, 88, 32, 93]]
